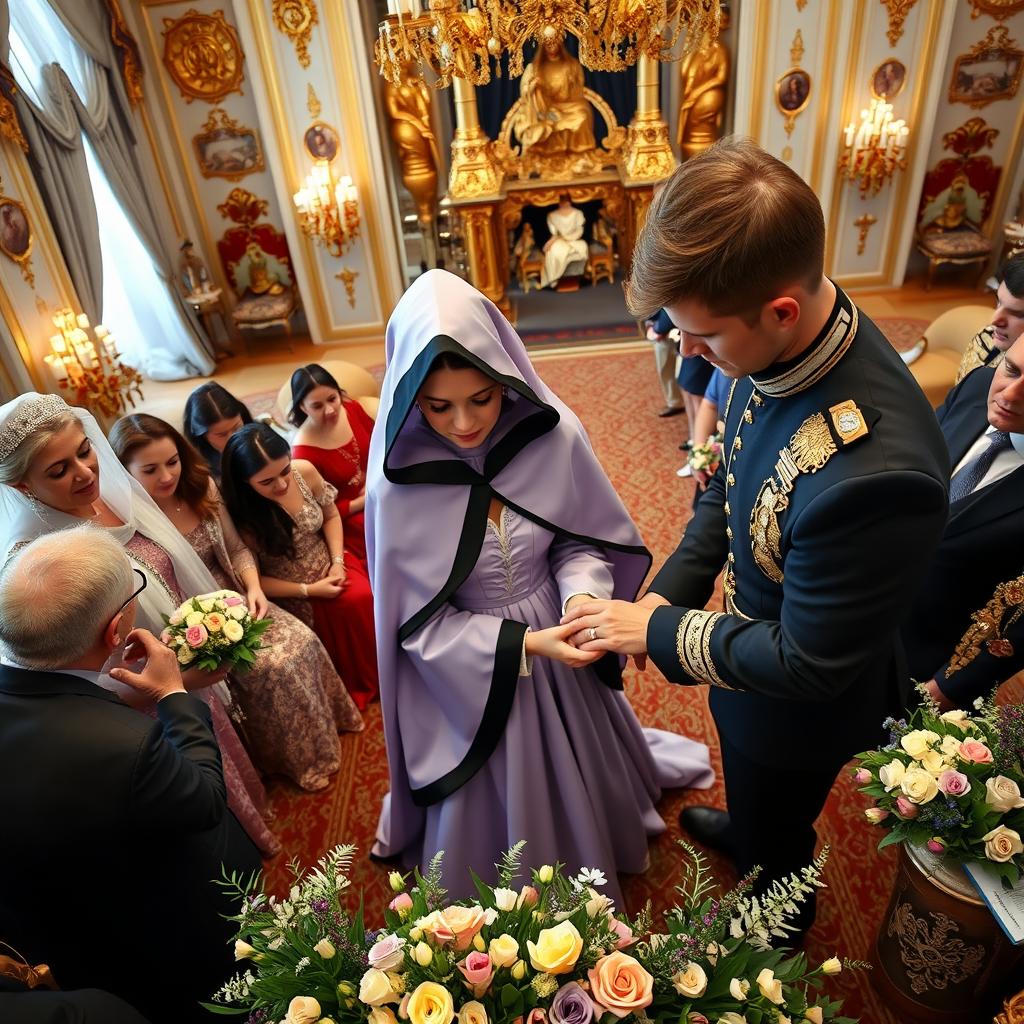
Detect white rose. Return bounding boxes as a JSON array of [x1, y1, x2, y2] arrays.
[[756, 968, 784, 1004], [223, 619, 245, 643], [940, 709, 969, 725], [985, 776, 1024, 813], [983, 825, 1024, 863], [314, 938, 336, 958], [185, 610, 205, 628], [226, 604, 248, 620], [940, 735, 962, 757], [879, 758, 906, 791], [672, 962, 708, 998], [900, 767, 939, 805], [493, 887, 518, 912], [285, 997, 321, 1024], [176, 646, 195, 665], [728, 977, 749, 1000], [716, 1014, 747, 1024], [901, 729, 940, 758], [359, 968, 398, 1006], [584, 887, 612, 917], [805, 1008, 824, 1024], [369, 1009, 399, 1024], [169, 610, 183, 626], [197, 598, 215, 613], [488, 933, 519, 968], [919, 749, 948, 775], [458, 1001, 488, 1024]]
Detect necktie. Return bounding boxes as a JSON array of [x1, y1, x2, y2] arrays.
[[949, 430, 1013, 502]]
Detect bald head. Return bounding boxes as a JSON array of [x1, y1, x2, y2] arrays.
[[0, 526, 136, 669]]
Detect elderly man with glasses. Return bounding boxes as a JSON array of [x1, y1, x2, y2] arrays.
[[0, 526, 260, 1024]]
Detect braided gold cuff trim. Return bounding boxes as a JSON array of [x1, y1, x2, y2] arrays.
[[676, 609, 731, 688]]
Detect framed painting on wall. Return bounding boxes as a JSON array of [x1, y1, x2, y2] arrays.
[[871, 59, 907, 100], [0, 192, 34, 285], [304, 121, 339, 162], [193, 108, 264, 180], [950, 26, 1024, 108]]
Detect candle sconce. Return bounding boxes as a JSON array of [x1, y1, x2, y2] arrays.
[[292, 161, 361, 259], [838, 98, 909, 198]]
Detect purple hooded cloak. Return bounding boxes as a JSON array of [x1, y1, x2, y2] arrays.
[[367, 270, 712, 897]]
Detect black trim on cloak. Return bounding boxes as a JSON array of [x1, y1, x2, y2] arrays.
[[386, 335, 652, 806]]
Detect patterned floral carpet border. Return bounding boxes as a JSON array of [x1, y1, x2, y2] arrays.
[[248, 330, 965, 1024]]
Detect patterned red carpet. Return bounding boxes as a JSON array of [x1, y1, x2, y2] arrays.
[[259, 345, 914, 1023]]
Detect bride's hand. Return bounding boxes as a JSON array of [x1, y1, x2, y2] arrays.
[[526, 624, 604, 669]]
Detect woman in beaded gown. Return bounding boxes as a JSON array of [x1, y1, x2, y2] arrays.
[[220, 423, 379, 711], [289, 364, 374, 565], [366, 271, 713, 907], [110, 414, 363, 792], [0, 394, 278, 856]]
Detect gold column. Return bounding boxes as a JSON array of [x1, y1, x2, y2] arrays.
[[621, 56, 676, 183], [460, 205, 510, 318], [448, 76, 502, 199]]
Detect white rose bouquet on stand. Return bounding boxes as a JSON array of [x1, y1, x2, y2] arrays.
[[162, 589, 270, 672]]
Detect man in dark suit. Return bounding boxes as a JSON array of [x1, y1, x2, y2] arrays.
[[563, 138, 949, 934], [0, 527, 261, 1024], [904, 332, 1024, 710]]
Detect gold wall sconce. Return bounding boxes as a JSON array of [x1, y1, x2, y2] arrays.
[[838, 98, 909, 198], [293, 162, 361, 258]]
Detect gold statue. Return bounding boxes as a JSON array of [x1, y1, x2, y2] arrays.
[[921, 173, 984, 232], [243, 242, 285, 296], [384, 60, 441, 231], [515, 32, 597, 169], [676, 10, 730, 161]]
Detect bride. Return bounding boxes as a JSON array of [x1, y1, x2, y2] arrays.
[[367, 270, 713, 906]]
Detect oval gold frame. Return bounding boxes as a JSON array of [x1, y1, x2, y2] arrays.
[[870, 58, 908, 100]]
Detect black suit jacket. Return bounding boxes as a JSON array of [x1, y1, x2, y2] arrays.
[[902, 367, 1024, 706], [0, 667, 262, 1024], [645, 288, 949, 767]]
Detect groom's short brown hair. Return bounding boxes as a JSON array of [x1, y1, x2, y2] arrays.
[[626, 136, 826, 321]]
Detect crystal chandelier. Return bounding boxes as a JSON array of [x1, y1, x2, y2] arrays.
[[375, 0, 721, 87], [292, 162, 361, 258], [838, 98, 909, 199]]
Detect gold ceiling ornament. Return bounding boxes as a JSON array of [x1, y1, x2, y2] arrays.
[[796, 0, 808, 9], [879, 0, 918, 48], [942, 115, 999, 156], [217, 187, 270, 226], [335, 266, 359, 308], [162, 9, 245, 104], [272, 0, 319, 69], [854, 212, 878, 255], [374, 0, 722, 88], [969, 0, 1024, 20], [790, 29, 805, 66], [307, 83, 322, 119]]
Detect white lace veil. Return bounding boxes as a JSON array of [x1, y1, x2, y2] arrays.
[[0, 394, 227, 689]]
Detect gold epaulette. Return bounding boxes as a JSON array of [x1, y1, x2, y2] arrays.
[[946, 573, 1024, 677]]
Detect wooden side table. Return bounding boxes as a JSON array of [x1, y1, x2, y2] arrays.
[[187, 287, 235, 357]]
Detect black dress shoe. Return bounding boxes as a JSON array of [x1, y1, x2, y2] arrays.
[[658, 406, 685, 418], [680, 806, 735, 855]]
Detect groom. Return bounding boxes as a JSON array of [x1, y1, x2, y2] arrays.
[[563, 137, 949, 931]]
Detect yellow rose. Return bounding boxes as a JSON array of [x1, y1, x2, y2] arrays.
[[511, 960, 527, 980], [940, 709, 969, 726], [234, 939, 256, 960], [821, 957, 842, 976], [389, 871, 405, 892], [176, 646, 195, 665], [458, 1000, 488, 1024], [805, 1009, 824, 1024], [672, 962, 708, 998], [370, 1009, 399, 1024], [756, 968, 784, 1004], [527, 921, 583, 975], [728, 977, 749, 1000], [985, 776, 1024, 813], [901, 729, 940, 758], [204, 612, 225, 633], [940, 735, 962, 757], [983, 825, 1024, 863], [878, 759, 906, 791], [285, 997, 321, 1024], [900, 767, 939, 805], [489, 933, 519, 968], [197, 597, 216, 613], [314, 938, 336, 959], [414, 942, 434, 967], [538, 865, 554, 883], [185, 610, 205, 628], [223, 619, 245, 643], [919, 749, 948, 775], [360, 968, 398, 1006], [406, 982, 455, 1024]]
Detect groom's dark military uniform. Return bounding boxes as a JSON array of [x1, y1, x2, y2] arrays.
[[646, 286, 949, 890]]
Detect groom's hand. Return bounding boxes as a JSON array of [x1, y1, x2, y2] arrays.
[[560, 599, 654, 656]]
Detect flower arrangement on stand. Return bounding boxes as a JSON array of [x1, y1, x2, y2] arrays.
[[854, 697, 1024, 884], [161, 590, 270, 671], [208, 843, 861, 1024]]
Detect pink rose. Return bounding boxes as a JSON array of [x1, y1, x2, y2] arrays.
[[442, 906, 489, 951], [159, 628, 173, 645], [927, 838, 946, 854], [398, 994, 411, 1020], [959, 740, 994, 764], [688, 1016, 710, 1024], [526, 1011, 547, 1024], [938, 770, 970, 797], [458, 952, 494, 998], [224, 595, 244, 606], [518, 885, 539, 908], [607, 918, 634, 949], [369, 934, 406, 972], [895, 796, 919, 819], [389, 892, 414, 915], [415, 910, 456, 945], [587, 952, 653, 1019], [853, 768, 872, 785], [185, 624, 208, 648]]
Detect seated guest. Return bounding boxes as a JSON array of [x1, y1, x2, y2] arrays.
[[904, 331, 1024, 708], [289, 364, 374, 564], [183, 382, 253, 478], [540, 193, 588, 288], [110, 413, 363, 790], [0, 528, 261, 1023], [221, 424, 379, 709], [954, 252, 1024, 383]]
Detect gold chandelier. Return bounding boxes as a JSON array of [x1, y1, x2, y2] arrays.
[[375, 0, 721, 87]]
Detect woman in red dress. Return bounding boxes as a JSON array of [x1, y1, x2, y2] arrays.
[[289, 364, 373, 565]]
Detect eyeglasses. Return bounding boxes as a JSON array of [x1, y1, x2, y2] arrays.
[[114, 567, 147, 619]]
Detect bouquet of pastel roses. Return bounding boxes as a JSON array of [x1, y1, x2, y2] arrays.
[[207, 842, 860, 1024], [161, 589, 270, 672], [854, 697, 1024, 884], [688, 434, 724, 477]]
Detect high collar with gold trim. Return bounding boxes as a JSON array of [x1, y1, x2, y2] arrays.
[[748, 284, 858, 399]]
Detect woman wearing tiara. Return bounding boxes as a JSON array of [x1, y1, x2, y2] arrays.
[[367, 270, 713, 906], [0, 393, 278, 856]]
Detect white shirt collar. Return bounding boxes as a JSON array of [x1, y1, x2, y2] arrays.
[[983, 424, 1024, 457]]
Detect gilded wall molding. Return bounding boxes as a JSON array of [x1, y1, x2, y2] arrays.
[[162, 9, 245, 104], [969, 0, 1024, 20], [105, 0, 144, 105], [335, 266, 358, 308], [272, 0, 319, 69], [879, 0, 918, 48], [854, 213, 877, 255], [0, 177, 35, 288]]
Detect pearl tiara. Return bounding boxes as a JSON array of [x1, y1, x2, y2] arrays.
[[0, 394, 71, 466]]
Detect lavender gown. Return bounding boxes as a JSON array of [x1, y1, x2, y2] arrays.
[[379, 504, 713, 907]]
